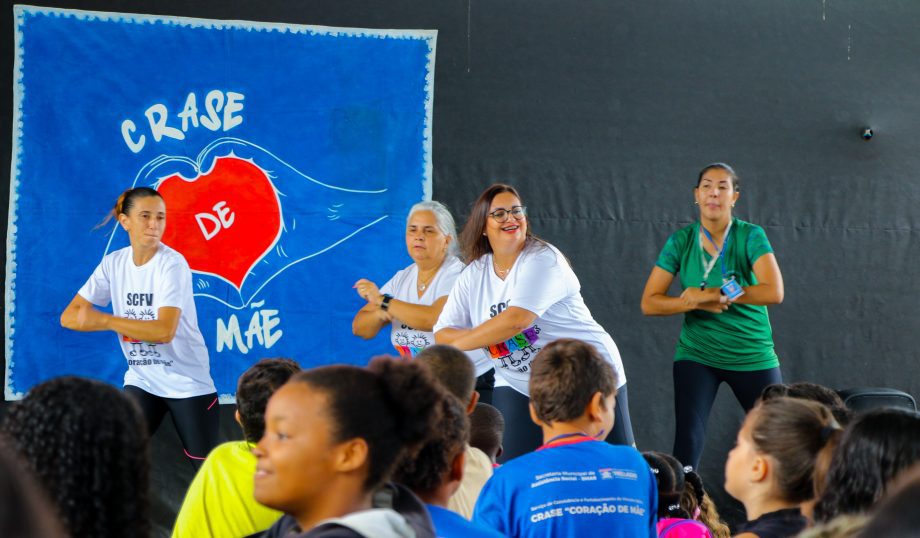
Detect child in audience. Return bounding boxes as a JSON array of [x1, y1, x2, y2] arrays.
[[851, 463, 920, 538], [473, 338, 657, 537], [681, 471, 730, 538], [759, 382, 851, 426], [1, 376, 150, 538], [173, 358, 300, 537], [642, 451, 712, 537], [416, 344, 494, 518], [724, 397, 840, 538], [255, 357, 443, 537], [393, 394, 504, 537], [470, 402, 505, 465], [813, 407, 920, 524]]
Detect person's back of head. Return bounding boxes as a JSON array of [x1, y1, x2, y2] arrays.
[[814, 407, 920, 523], [416, 345, 476, 408], [0, 437, 66, 538], [855, 463, 920, 538], [392, 394, 469, 504], [529, 338, 617, 428], [643, 451, 690, 519], [760, 381, 852, 426], [0, 376, 149, 538], [237, 357, 301, 443], [682, 471, 731, 538], [470, 402, 505, 464]]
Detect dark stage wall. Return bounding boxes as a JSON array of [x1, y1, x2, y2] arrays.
[[3, 0, 920, 534]]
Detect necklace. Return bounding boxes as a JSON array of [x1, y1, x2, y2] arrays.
[[493, 259, 511, 277], [417, 267, 439, 292]]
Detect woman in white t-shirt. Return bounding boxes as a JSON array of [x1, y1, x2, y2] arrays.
[[434, 184, 633, 460], [352, 201, 493, 399], [60, 187, 218, 469]]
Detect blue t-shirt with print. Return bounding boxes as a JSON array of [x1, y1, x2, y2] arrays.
[[473, 439, 658, 538]]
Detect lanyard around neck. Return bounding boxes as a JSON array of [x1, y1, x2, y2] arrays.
[[699, 220, 732, 284]]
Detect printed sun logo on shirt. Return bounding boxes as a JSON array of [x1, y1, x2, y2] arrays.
[[486, 325, 541, 373], [393, 329, 431, 359], [121, 303, 170, 365]]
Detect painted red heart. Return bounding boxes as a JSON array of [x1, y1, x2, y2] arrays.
[[158, 155, 282, 290]]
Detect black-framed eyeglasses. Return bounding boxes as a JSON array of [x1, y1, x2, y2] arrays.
[[489, 206, 527, 223]]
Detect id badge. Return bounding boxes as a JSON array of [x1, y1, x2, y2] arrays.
[[721, 278, 744, 301]]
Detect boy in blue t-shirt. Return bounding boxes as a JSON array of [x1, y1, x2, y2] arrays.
[[473, 338, 658, 538]]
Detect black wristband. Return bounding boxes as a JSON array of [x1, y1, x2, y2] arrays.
[[380, 294, 393, 311]]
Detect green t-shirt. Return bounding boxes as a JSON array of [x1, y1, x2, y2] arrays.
[[655, 218, 779, 371]]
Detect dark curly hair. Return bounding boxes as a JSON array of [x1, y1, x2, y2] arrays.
[[0, 436, 66, 538], [392, 394, 469, 494], [0, 376, 150, 538], [237, 358, 301, 443], [813, 407, 920, 523], [295, 356, 445, 490]]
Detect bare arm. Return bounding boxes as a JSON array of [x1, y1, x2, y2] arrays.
[[640, 266, 728, 316], [731, 253, 784, 306], [435, 306, 537, 351], [61, 294, 180, 342], [352, 301, 391, 340]]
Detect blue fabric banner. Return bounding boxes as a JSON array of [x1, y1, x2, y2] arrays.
[[7, 6, 436, 400]]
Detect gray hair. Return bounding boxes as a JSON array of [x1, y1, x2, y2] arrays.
[[408, 200, 459, 256]]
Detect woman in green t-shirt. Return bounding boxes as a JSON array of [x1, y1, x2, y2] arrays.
[[640, 163, 785, 471]]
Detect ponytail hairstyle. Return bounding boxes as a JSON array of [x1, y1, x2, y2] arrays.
[[294, 356, 445, 491], [748, 397, 841, 504], [97, 186, 163, 229], [642, 451, 691, 519], [683, 470, 731, 538]]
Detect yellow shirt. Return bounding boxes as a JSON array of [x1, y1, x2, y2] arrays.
[[447, 445, 494, 519], [172, 441, 282, 538]]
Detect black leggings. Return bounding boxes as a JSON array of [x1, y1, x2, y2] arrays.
[[124, 385, 220, 470], [475, 369, 496, 406], [672, 360, 782, 471], [494, 383, 635, 463]]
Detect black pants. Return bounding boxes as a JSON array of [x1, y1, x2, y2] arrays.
[[475, 369, 496, 406], [494, 383, 635, 463], [124, 385, 221, 470], [672, 360, 782, 471]]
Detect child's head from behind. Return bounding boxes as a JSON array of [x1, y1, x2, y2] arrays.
[[253, 357, 444, 521], [529, 339, 618, 436], [725, 397, 839, 508], [237, 358, 301, 444], [470, 402, 505, 463]]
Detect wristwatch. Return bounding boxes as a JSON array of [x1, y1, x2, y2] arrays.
[[380, 294, 394, 311]]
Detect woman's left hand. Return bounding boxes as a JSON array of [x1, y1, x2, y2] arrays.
[[353, 279, 383, 306]]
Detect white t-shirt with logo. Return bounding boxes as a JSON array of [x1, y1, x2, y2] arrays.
[[380, 256, 491, 376], [78, 244, 216, 398], [434, 242, 626, 395]]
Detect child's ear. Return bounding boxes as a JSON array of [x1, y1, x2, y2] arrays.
[[586, 391, 604, 423], [751, 455, 770, 483], [529, 402, 545, 428]]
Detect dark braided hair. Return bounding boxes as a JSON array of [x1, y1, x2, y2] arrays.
[[643, 451, 691, 519], [0, 376, 150, 538]]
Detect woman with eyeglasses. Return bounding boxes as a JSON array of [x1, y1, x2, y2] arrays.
[[435, 184, 632, 461], [640, 163, 784, 472], [352, 201, 493, 400]]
